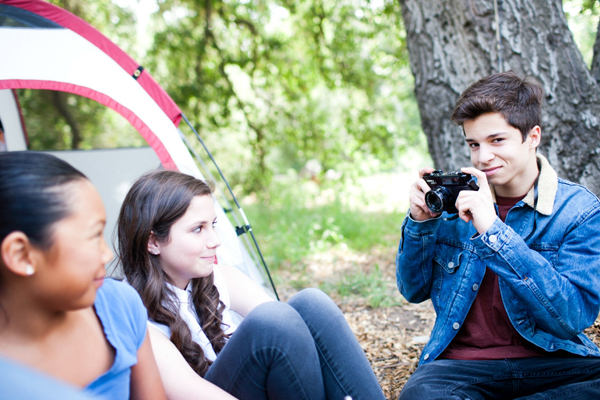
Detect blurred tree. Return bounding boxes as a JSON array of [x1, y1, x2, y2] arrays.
[[399, 0, 600, 194], [145, 0, 423, 194]]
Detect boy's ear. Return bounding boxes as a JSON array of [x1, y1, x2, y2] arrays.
[[147, 231, 161, 256], [1, 231, 36, 276], [529, 126, 541, 149]]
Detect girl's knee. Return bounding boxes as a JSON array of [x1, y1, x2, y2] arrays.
[[288, 288, 338, 316], [243, 301, 304, 333]]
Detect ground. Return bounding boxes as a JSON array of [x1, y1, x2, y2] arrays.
[[275, 247, 600, 400]]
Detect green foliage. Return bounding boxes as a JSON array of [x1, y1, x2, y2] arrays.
[[319, 265, 402, 308], [564, 0, 600, 67], [145, 0, 421, 195], [12, 0, 427, 192]]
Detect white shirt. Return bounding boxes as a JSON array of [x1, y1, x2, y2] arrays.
[[148, 265, 237, 361]]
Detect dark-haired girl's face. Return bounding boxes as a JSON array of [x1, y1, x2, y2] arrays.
[[153, 195, 221, 289], [30, 180, 113, 310]]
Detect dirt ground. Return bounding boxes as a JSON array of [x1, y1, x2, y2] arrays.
[[275, 247, 600, 400]]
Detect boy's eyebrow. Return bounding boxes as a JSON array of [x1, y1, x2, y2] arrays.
[[465, 132, 506, 143]]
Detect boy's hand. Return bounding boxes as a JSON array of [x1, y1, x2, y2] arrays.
[[408, 167, 441, 221], [456, 167, 496, 234]]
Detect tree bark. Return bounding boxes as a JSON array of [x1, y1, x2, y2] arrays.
[[591, 16, 600, 86], [399, 0, 600, 195]]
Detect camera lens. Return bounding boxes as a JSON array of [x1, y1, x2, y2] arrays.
[[425, 188, 446, 214]]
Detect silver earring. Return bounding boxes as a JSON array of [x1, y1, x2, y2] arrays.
[[149, 250, 157, 255], [25, 264, 34, 276]]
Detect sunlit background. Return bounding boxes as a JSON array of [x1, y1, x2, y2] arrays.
[[17, 0, 599, 277]]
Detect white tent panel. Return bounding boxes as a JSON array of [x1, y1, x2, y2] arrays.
[[0, 89, 26, 150], [0, 27, 196, 174]]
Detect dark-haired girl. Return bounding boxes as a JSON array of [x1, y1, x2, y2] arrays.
[[118, 170, 385, 400], [0, 152, 166, 400]]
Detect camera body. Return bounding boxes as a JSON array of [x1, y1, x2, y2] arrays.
[[423, 170, 479, 214]]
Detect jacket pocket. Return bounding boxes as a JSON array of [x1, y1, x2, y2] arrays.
[[528, 243, 559, 268], [434, 251, 462, 274], [432, 245, 464, 305]]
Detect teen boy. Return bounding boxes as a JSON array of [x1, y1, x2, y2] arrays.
[[396, 71, 600, 399]]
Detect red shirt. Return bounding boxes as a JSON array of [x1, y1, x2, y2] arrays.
[[439, 195, 553, 360]]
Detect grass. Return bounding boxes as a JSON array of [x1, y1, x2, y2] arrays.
[[244, 195, 405, 270], [319, 264, 403, 308], [243, 180, 406, 307]]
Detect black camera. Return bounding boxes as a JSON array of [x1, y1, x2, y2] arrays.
[[423, 170, 479, 214]]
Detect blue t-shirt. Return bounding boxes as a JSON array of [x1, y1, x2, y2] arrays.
[[84, 278, 148, 399], [0, 356, 102, 400]]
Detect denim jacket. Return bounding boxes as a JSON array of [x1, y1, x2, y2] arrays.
[[396, 155, 600, 365]]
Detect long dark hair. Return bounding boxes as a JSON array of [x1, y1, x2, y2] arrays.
[[117, 170, 229, 377], [0, 152, 87, 249]]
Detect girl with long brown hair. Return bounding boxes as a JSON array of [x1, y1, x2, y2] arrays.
[[0, 152, 165, 399], [118, 170, 385, 400]]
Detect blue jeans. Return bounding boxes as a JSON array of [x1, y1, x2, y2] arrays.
[[204, 288, 385, 400], [399, 358, 600, 400]]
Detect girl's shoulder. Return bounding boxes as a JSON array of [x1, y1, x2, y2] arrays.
[[95, 278, 148, 343], [97, 278, 144, 303]]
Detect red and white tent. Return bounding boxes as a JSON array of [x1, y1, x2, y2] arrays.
[[0, 0, 275, 296]]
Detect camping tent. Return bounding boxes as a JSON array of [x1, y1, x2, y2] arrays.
[[0, 0, 276, 297]]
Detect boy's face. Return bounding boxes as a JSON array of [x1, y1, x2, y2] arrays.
[[464, 112, 540, 197]]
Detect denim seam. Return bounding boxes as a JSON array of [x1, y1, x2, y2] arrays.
[[540, 380, 600, 400], [447, 373, 514, 395], [300, 316, 352, 397], [516, 368, 600, 378], [314, 340, 351, 396]]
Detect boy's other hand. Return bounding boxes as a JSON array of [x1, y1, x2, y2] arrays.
[[456, 167, 496, 234]]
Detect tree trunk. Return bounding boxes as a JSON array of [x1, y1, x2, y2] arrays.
[[51, 91, 82, 150], [591, 16, 600, 86], [399, 0, 600, 195]]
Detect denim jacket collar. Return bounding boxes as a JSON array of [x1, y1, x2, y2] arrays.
[[490, 154, 557, 216]]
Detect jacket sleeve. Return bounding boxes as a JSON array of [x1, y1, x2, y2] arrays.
[[396, 213, 442, 303], [472, 205, 600, 340]]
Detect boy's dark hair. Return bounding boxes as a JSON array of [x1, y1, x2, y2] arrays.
[[451, 71, 543, 142]]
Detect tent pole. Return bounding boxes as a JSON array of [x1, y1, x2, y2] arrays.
[[180, 114, 280, 301]]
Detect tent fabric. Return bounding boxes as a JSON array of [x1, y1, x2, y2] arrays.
[[0, 0, 268, 290], [0, 0, 188, 172], [0, 1, 182, 125], [0, 3, 61, 28], [1, 79, 176, 170]]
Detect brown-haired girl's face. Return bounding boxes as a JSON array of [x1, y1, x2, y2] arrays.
[[152, 195, 221, 290], [30, 180, 113, 310]]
